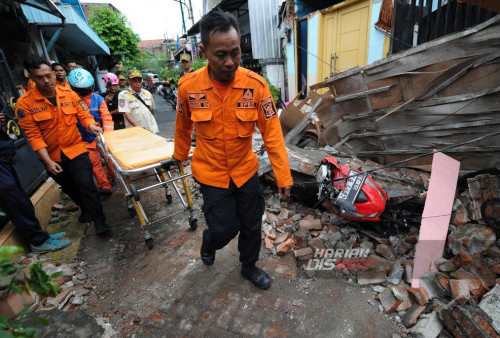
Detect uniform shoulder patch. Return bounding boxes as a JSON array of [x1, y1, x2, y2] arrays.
[[16, 109, 25, 118], [260, 96, 277, 120], [178, 71, 197, 87], [247, 71, 267, 86]]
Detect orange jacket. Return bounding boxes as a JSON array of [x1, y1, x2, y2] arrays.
[[27, 79, 36, 91], [80, 93, 114, 133], [174, 66, 293, 189], [16, 85, 98, 162], [56, 80, 71, 91]]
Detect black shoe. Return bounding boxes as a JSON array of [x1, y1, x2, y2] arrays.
[[99, 188, 113, 196], [200, 229, 215, 266], [95, 223, 112, 235], [241, 266, 271, 290], [78, 211, 91, 223]]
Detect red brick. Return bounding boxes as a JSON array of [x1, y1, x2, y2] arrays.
[[299, 219, 322, 231], [453, 253, 473, 268], [469, 257, 496, 289], [293, 230, 308, 247], [264, 237, 274, 250], [293, 247, 314, 261], [375, 244, 396, 260], [0, 293, 33, 319], [357, 269, 386, 285], [408, 287, 430, 306], [453, 268, 486, 303], [276, 238, 294, 256], [402, 304, 425, 328], [274, 232, 292, 245], [308, 237, 326, 251], [405, 235, 418, 245], [449, 279, 470, 300]]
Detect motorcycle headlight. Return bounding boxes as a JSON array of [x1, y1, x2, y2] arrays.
[[316, 164, 328, 183]]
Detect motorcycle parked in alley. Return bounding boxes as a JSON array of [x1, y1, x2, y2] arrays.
[[161, 81, 177, 109]]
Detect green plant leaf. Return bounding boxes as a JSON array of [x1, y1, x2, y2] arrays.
[[49, 271, 63, 279], [30, 317, 49, 326], [0, 329, 14, 338]]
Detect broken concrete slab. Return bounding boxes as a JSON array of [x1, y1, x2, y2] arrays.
[[448, 224, 496, 256], [379, 287, 401, 313], [478, 284, 500, 334], [410, 312, 443, 338]]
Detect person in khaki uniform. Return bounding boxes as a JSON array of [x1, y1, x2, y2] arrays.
[[117, 70, 159, 134], [173, 9, 292, 290]]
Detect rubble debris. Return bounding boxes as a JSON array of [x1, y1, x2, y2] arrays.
[[401, 304, 425, 328], [448, 224, 496, 256], [409, 312, 443, 338], [449, 279, 470, 300], [478, 285, 500, 334], [440, 298, 499, 337], [258, 167, 500, 337]]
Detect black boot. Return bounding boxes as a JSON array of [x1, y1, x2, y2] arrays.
[[78, 210, 91, 223], [200, 229, 215, 266], [95, 222, 111, 235], [241, 265, 271, 290]]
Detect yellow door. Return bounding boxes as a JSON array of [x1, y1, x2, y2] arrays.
[[320, 0, 371, 81]]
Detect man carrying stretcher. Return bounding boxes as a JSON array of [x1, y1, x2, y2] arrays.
[[17, 57, 111, 235], [174, 9, 293, 290]]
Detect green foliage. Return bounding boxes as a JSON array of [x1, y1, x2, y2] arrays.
[[87, 6, 141, 64], [0, 247, 61, 337], [265, 78, 281, 104]]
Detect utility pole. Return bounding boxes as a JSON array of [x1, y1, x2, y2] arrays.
[[187, 0, 194, 26], [173, 0, 186, 34]]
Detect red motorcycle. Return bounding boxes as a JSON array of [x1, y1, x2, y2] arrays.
[[317, 157, 388, 222]]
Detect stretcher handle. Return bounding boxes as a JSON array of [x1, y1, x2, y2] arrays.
[[160, 159, 176, 170], [97, 132, 106, 149]]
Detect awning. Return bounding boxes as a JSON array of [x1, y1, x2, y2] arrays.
[[21, 3, 110, 55], [15, 0, 64, 21], [183, 0, 247, 37]]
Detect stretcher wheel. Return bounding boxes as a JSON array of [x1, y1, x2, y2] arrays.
[[189, 218, 198, 230], [166, 193, 173, 204], [145, 238, 154, 250], [130, 184, 140, 201], [127, 206, 136, 217]]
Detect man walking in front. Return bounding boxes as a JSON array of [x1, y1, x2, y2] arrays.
[[16, 57, 111, 235], [173, 9, 292, 290]]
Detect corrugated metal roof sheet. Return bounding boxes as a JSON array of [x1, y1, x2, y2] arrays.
[[21, 3, 110, 55], [248, 0, 280, 59]]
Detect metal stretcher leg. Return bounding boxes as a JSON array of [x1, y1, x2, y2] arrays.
[[124, 176, 154, 249], [155, 168, 172, 204], [176, 163, 197, 230]]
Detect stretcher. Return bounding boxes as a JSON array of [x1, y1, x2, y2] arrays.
[[97, 127, 197, 249]]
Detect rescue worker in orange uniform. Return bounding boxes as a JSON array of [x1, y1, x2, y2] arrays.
[[51, 63, 70, 90], [68, 68, 115, 195], [16, 57, 111, 235], [173, 9, 292, 290]]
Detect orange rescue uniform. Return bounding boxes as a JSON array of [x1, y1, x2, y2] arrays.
[[56, 80, 71, 91], [16, 86, 98, 162], [174, 66, 292, 189], [80, 93, 115, 190]]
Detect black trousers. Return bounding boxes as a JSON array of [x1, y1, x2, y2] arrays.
[[0, 161, 49, 245], [199, 173, 265, 266], [49, 152, 105, 225]]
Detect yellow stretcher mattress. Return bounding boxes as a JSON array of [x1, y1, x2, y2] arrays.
[[104, 127, 175, 170]]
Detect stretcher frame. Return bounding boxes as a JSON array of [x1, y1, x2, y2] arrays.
[[97, 132, 197, 249]]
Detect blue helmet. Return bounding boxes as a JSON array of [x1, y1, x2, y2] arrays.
[[68, 69, 94, 89]]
